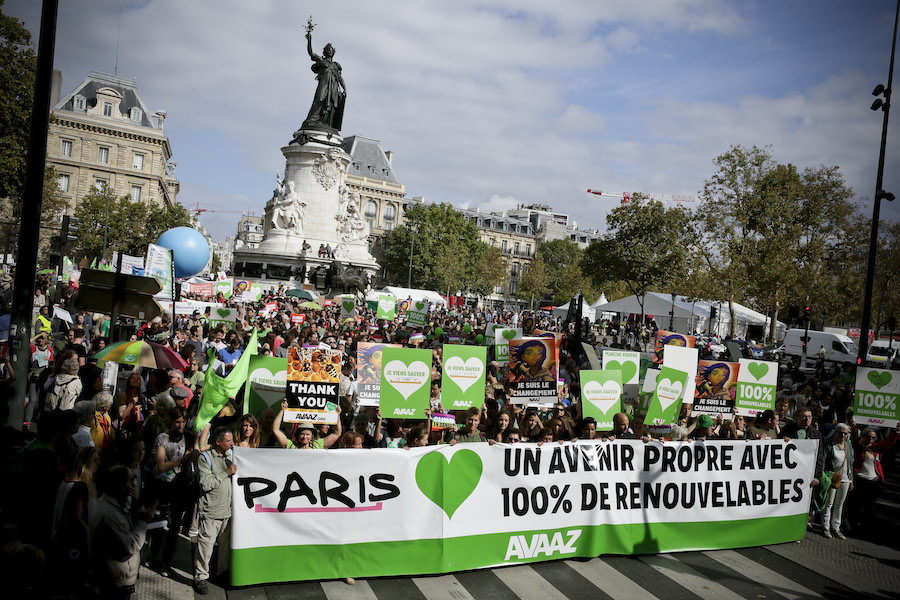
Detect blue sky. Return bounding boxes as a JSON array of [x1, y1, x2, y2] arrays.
[[7, 0, 899, 240]]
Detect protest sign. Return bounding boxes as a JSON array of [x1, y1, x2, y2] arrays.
[[407, 300, 429, 328], [376, 295, 397, 320], [653, 330, 696, 364], [509, 337, 557, 404], [290, 313, 306, 326], [215, 279, 233, 298], [357, 342, 402, 406], [111, 252, 145, 274], [244, 356, 288, 417], [602, 350, 640, 402], [380, 347, 432, 419], [146, 243, 174, 300], [854, 367, 900, 428], [735, 359, 778, 417], [492, 327, 521, 365], [264, 302, 277, 313], [663, 344, 699, 403], [442, 345, 487, 410], [409, 333, 425, 344], [340, 297, 357, 320], [692, 360, 739, 417], [285, 346, 341, 424], [431, 413, 457, 431], [579, 369, 623, 430], [231, 439, 818, 585], [645, 365, 689, 426], [209, 307, 237, 328]]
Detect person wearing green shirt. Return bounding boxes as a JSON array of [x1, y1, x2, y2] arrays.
[[450, 407, 486, 444], [272, 400, 339, 449]]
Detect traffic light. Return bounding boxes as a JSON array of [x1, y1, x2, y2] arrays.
[[710, 306, 717, 319], [804, 305, 812, 319], [888, 317, 897, 332]]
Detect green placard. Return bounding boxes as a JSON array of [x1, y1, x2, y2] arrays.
[[644, 366, 688, 426], [244, 355, 288, 417], [380, 347, 432, 420], [579, 369, 623, 430], [854, 367, 900, 427], [376, 294, 397, 320], [407, 301, 429, 328], [215, 279, 233, 298], [442, 345, 487, 410]]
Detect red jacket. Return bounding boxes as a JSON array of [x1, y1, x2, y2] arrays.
[[852, 425, 900, 482]]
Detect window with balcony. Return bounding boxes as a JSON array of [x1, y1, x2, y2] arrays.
[[384, 204, 396, 221], [514, 242, 520, 255]]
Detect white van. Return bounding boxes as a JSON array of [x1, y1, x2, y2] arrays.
[[782, 329, 858, 364], [867, 340, 900, 368]]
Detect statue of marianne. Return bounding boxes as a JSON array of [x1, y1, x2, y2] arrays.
[[301, 25, 347, 132]]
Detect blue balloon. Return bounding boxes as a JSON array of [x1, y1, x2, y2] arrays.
[[156, 227, 210, 278]]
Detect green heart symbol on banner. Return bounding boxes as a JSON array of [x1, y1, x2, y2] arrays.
[[605, 360, 637, 383], [747, 362, 768, 381], [868, 370, 893, 390], [415, 302, 424, 311], [501, 329, 517, 341], [415, 449, 482, 519], [216, 308, 230, 318], [342, 301, 354, 312]]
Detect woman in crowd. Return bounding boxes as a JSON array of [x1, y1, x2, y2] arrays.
[[337, 432, 365, 448], [579, 417, 598, 439], [115, 372, 144, 422], [520, 412, 543, 443], [850, 423, 900, 535], [151, 406, 195, 575], [236, 413, 261, 448], [486, 411, 512, 443], [52, 446, 100, 587], [821, 423, 854, 539], [90, 391, 115, 453]]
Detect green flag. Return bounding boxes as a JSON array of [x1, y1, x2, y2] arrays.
[[193, 328, 259, 433], [90, 258, 98, 269]]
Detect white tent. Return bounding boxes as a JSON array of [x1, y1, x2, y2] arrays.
[[379, 286, 448, 308], [592, 291, 785, 340], [551, 297, 596, 322]]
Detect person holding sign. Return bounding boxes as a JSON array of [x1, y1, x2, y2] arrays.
[[272, 401, 319, 450]]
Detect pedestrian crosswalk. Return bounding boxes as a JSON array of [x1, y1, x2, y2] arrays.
[[246, 546, 860, 600]]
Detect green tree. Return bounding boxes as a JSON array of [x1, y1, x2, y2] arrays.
[[72, 186, 194, 261], [582, 196, 693, 324], [697, 145, 856, 339], [470, 244, 507, 298], [0, 1, 36, 201], [517, 258, 550, 307], [383, 202, 483, 291], [210, 251, 222, 275]]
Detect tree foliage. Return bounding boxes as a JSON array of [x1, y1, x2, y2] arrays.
[[0, 1, 36, 201], [383, 202, 489, 293], [71, 186, 193, 261], [582, 196, 693, 319], [696, 145, 856, 338], [517, 258, 550, 307]]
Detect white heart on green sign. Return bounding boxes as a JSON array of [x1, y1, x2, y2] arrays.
[[583, 380, 621, 414], [379, 299, 395, 314], [384, 360, 429, 400], [249, 367, 287, 406], [656, 378, 684, 412], [444, 356, 483, 393]]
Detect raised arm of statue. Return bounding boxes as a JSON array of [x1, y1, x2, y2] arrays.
[[306, 31, 317, 61]]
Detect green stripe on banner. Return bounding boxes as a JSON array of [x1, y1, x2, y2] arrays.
[[231, 514, 807, 586]]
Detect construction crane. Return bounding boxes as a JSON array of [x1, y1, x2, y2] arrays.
[[586, 189, 697, 204], [188, 202, 256, 218]]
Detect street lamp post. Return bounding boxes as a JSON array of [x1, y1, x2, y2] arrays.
[[858, 0, 899, 365]]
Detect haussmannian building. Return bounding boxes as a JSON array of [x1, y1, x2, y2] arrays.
[[47, 71, 180, 210]]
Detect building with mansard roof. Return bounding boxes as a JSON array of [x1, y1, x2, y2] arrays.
[[47, 71, 180, 210]]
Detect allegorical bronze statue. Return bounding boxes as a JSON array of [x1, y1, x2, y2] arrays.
[[301, 17, 346, 133]]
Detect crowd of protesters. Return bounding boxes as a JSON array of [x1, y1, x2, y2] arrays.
[[0, 279, 898, 598]]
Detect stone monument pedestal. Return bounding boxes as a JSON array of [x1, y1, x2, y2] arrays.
[[232, 129, 380, 293]]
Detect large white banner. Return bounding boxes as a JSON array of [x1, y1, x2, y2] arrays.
[[231, 440, 818, 586]]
